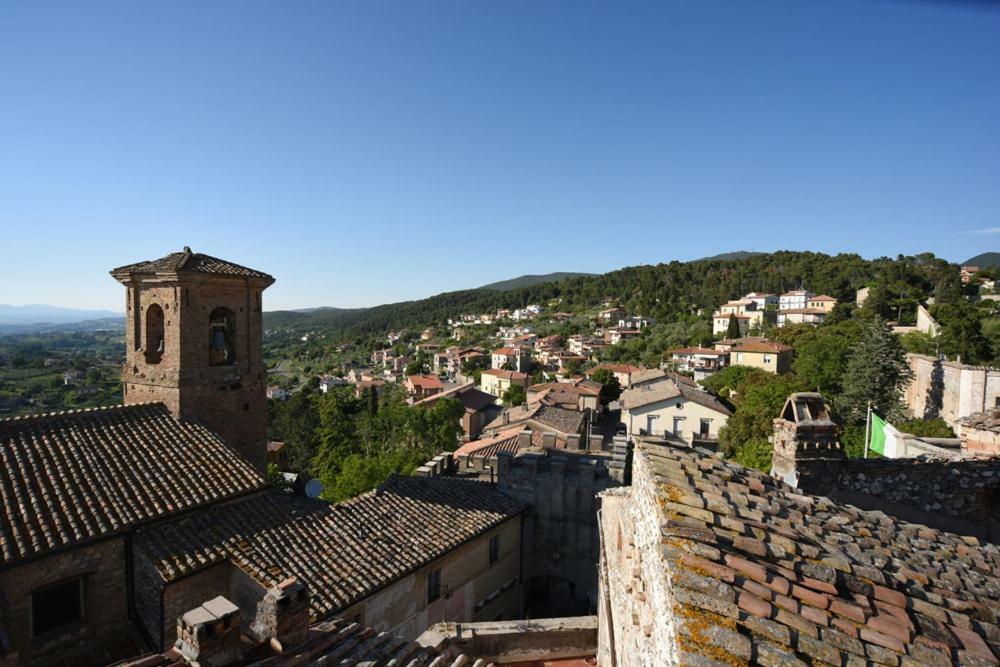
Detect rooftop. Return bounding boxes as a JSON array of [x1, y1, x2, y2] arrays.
[[110, 246, 273, 282], [135, 475, 528, 619], [0, 403, 264, 568], [637, 442, 1000, 665], [732, 340, 794, 354]]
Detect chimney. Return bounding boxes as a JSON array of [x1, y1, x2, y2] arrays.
[[249, 577, 311, 653], [542, 432, 556, 449], [517, 429, 532, 449], [174, 596, 242, 667]]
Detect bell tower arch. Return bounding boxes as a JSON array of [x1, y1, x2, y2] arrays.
[[111, 247, 275, 471]]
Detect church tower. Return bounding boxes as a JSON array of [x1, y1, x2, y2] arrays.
[[111, 247, 275, 471]]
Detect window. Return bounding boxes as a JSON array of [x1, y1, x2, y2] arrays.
[[144, 304, 164, 364], [209, 307, 236, 366], [427, 569, 441, 604], [489, 535, 500, 565], [32, 578, 83, 636]]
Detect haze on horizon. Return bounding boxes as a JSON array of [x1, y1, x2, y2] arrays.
[[1, 0, 998, 311]]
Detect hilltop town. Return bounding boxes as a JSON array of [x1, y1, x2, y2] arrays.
[[1, 248, 999, 667]]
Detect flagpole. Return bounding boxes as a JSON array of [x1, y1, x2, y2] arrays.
[[863, 401, 872, 459]]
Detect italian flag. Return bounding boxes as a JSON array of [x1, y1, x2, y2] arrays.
[[868, 412, 888, 456]]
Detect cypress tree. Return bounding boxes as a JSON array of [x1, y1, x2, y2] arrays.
[[725, 314, 742, 339]]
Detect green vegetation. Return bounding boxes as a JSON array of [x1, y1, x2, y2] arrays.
[[269, 383, 463, 501], [590, 368, 622, 402], [479, 272, 595, 291], [502, 384, 527, 407]]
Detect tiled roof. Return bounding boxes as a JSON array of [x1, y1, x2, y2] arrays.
[[620, 381, 681, 410], [484, 404, 584, 436], [641, 442, 1000, 665], [629, 368, 668, 386], [528, 381, 600, 397], [481, 369, 528, 381], [810, 295, 837, 301], [0, 403, 264, 568], [110, 246, 273, 281], [118, 617, 479, 667], [454, 428, 523, 458], [406, 374, 443, 390], [715, 337, 768, 347], [732, 341, 794, 353], [412, 382, 496, 412], [135, 476, 528, 619], [587, 364, 645, 376]]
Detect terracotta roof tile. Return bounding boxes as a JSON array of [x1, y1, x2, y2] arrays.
[[639, 443, 1000, 665], [110, 246, 273, 281], [134, 476, 527, 619], [0, 403, 264, 567]]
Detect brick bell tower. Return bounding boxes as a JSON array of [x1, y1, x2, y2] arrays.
[[111, 247, 275, 472]]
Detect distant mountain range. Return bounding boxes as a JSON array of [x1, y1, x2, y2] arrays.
[[478, 272, 595, 291], [0, 304, 122, 325], [964, 253, 1000, 268]]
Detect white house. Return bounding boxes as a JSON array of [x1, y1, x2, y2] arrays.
[[779, 290, 813, 310], [620, 379, 732, 444]]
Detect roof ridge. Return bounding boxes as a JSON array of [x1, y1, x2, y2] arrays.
[[0, 401, 166, 424]]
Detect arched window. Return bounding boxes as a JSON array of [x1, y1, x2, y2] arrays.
[[209, 307, 236, 366], [145, 304, 164, 364]]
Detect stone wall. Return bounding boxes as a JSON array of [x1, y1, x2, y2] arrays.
[[497, 441, 627, 616], [338, 516, 523, 641], [0, 538, 129, 666], [904, 353, 1000, 429], [595, 448, 678, 667], [796, 457, 1000, 542]]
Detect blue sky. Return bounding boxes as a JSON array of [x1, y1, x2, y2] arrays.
[[2, 1, 999, 311]]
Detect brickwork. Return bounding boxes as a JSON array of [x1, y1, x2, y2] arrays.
[[596, 452, 679, 666], [497, 442, 626, 611], [114, 264, 274, 472], [0, 539, 129, 666]]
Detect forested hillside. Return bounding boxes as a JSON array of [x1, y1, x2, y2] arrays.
[[265, 251, 959, 345]]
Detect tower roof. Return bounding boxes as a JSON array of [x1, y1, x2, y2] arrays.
[[110, 246, 274, 282]]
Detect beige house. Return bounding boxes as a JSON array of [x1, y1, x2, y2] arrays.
[[806, 294, 838, 312], [479, 368, 529, 399], [730, 340, 794, 374], [619, 379, 731, 443], [775, 307, 828, 327]]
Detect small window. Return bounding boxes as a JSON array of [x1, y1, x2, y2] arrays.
[[427, 569, 441, 604], [209, 307, 236, 366], [994, 396, 1000, 408], [489, 535, 500, 565], [32, 578, 83, 636]]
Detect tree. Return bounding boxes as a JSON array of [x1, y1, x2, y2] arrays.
[[725, 314, 741, 339], [718, 372, 806, 466], [835, 317, 912, 425], [700, 365, 764, 399], [503, 384, 526, 407], [590, 367, 622, 402], [792, 319, 862, 397], [934, 302, 991, 364]]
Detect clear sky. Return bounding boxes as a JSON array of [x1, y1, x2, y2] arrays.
[[2, 1, 999, 311]]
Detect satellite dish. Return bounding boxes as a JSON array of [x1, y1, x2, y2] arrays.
[[304, 478, 324, 499]]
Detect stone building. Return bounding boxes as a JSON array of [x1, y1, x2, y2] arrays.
[[111, 247, 274, 471], [597, 440, 1000, 665], [904, 352, 1000, 430], [0, 249, 531, 667]]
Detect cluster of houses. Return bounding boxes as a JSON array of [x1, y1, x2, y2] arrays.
[[711, 290, 838, 336], [667, 336, 794, 380]]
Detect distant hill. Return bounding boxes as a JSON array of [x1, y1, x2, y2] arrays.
[[695, 251, 762, 262], [0, 304, 122, 326], [0, 316, 124, 336], [964, 253, 1000, 268], [479, 272, 595, 291]]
